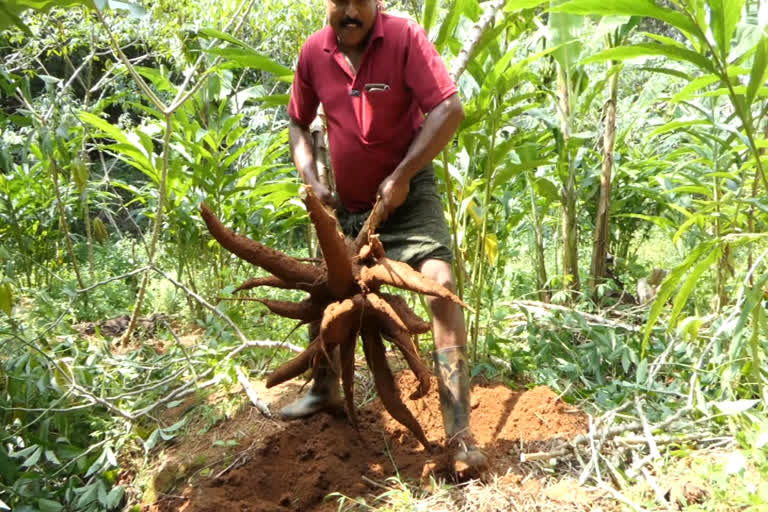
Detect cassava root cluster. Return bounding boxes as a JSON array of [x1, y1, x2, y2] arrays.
[[200, 186, 465, 448]]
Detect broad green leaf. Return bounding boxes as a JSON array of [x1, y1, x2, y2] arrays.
[[104, 0, 145, 17], [197, 27, 252, 49], [550, 0, 698, 36], [21, 446, 42, 467], [79, 112, 129, 144], [640, 31, 688, 50], [636, 66, 691, 80], [205, 48, 291, 76], [709, 0, 745, 59], [671, 213, 704, 245], [484, 233, 498, 266], [650, 119, 711, 138], [534, 176, 559, 201], [37, 499, 63, 512], [668, 244, 721, 327], [714, 399, 760, 416], [422, 0, 438, 35], [505, 0, 549, 11], [747, 36, 768, 106], [549, 0, 585, 73], [0, 283, 12, 315], [105, 486, 125, 509], [435, 0, 468, 51], [0, 0, 95, 32], [642, 240, 716, 353], [252, 94, 290, 107], [670, 73, 720, 102], [581, 43, 715, 73], [614, 213, 675, 231]]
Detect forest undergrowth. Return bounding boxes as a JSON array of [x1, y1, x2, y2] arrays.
[[2, 0, 767, 510]]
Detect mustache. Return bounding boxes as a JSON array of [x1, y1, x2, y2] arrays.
[[341, 17, 363, 27]]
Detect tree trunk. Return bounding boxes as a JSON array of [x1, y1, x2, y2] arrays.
[[589, 65, 619, 290], [527, 172, 550, 302], [557, 68, 580, 294]]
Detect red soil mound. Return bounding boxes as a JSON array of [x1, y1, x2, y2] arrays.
[[152, 374, 586, 512]]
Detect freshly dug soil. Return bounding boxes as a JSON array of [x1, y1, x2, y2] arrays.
[[151, 374, 587, 512]]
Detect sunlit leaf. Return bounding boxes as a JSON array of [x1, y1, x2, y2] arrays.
[[581, 43, 715, 73], [747, 36, 768, 106], [550, 0, 697, 37], [714, 399, 760, 416], [205, 48, 292, 76], [709, 0, 746, 59]]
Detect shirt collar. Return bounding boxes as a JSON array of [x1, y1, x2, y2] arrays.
[[322, 9, 385, 53]]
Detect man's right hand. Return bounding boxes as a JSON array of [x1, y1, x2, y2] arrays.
[[307, 179, 338, 209]]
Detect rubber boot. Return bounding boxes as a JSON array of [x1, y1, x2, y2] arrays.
[[281, 324, 343, 419], [433, 345, 488, 471], [280, 348, 343, 419]]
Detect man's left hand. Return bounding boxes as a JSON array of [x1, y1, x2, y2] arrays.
[[377, 174, 410, 220]]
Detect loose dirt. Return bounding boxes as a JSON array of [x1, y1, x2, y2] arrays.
[[149, 371, 588, 512]]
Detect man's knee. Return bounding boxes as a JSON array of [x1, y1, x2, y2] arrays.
[[418, 259, 457, 309]]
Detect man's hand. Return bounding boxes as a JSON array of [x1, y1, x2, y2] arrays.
[[377, 174, 410, 220], [308, 179, 338, 209]]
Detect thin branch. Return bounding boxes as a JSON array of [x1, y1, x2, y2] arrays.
[[76, 265, 150, 294], [236, 366, 272, 418]]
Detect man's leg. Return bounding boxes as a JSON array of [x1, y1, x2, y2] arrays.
[[418, 258, 488, 470], [280, 321, 343, 419]]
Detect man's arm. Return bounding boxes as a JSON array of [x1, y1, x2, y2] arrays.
[[290, 119, 336, 206], [377, 93, 464, 217]]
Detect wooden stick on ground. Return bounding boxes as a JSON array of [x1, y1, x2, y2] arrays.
[[236, 366, 272, 418]]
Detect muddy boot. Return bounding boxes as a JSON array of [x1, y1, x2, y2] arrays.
[[433, 345, 488, 473], [280, 346, 343, 419]]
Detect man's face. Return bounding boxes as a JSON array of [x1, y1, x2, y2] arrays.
[[327, 0, 377, 50]]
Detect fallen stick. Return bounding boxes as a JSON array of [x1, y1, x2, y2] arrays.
[[634, 396, 661, 460], [236, 366, 272, 418], [520, 406, 693, 462]]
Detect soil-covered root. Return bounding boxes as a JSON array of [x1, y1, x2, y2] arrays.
[[357, 234, 386, 263], [361, 326, 431, 449], [320, 295, 364, 346], [379, 293, 431, 335], [364, 293, 411, 333], [360, 258, 466, 307], [303, 185, 356, 298], [266, 336, 322, 388], [378, 324, 431, 400], [339, 334, 358, 428], [252, 298, 325, 323], [200, 203, 325, 286], [235, 276, 307, 293]]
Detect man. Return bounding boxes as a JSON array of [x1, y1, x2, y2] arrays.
[[283, 0, 487, 471]]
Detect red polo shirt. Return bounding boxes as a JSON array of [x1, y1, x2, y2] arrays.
[[288, 11, 457, 212]]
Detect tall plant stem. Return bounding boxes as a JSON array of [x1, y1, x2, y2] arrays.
[[556, 67, 580, 295], [527, 172, 549, 302], [50, 161, 85, 290], [589, 55, 619, 291], [470, 100, 498, 359], [120, 114, 172, 345], [748, 122, 768, 287], [441, 148, 465, 299]]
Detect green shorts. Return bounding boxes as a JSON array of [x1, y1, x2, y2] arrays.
[[336, 164, 453, 268]]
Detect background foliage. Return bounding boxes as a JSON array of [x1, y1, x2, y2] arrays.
[[0, 0, 766, 510]]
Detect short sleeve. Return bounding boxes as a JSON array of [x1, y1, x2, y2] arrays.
[[403, 22, 457, 114], [287, 43, 320, 126]]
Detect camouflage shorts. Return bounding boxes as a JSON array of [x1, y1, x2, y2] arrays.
[[335, 164, 453, 268]]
